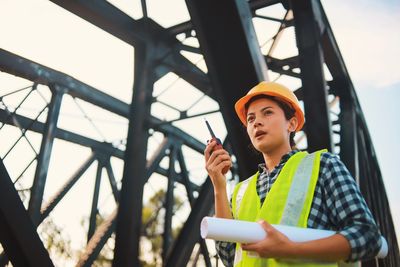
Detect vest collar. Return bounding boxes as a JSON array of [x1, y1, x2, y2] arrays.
[[257, 149, 300, 174]]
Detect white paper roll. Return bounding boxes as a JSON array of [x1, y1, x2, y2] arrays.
[[200, 217, 388, 258], [201, 215, 266, 243]]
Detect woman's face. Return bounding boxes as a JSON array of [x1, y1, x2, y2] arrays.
[[246, 97, 294, 153]]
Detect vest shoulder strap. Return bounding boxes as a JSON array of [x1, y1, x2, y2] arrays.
[[280, 150, 323, 226], [232, 173, 257, 219]]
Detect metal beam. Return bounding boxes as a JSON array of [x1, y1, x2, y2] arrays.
[[0, 151, 96, 266], [290, 0, 333, 152], [160, 52, 212, 98], [0, 159, 54, 267], [40, 152, 98, 222], [77, 209, 117, 267], [0, 76, 205, 266], [49, 0, 276, 102], [166, 137, 230, 266], [175, 147, 211, 267], [0, 108, 124, 158], [168, 0, 283, 36], [165, 178, 214, 267], [317, 2, 372, 152], [47, 1, 213, 97], [265, 55, 301, 78], [88, 161, 103, 242], [0, 107, 200, 194], [79, 139, 177, 266], [249, 0, 284, 10], [113, 44, 156, 267], [337, 81, 358, 181], [162, 146, 177, 262], [104, 160, 120, 203], [49, 0, 147, 44], [146, 138, 172, 176], [266, 10, 293, 56], [185, 0, 268, 179], [0, 48, 206, 156], [356, 129, 375, 267], [28, 85, 64, 225], [0, 48, 129, 118]]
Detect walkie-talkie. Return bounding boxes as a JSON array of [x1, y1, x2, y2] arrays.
[[204, 118, 229, 174]]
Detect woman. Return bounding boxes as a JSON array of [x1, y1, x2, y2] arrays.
[[204, 82, 381, 266]]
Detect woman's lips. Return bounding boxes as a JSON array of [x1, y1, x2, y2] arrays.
[[255, 130, 267, 138]]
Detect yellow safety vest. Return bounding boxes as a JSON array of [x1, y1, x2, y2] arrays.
[[231, 150, 354, 267]]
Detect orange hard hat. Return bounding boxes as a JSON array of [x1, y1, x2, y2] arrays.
[[234, 81, 304, 131]]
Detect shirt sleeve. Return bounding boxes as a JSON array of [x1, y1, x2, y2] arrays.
[[320, 152, 382, 262], [215, 240, 235, 267], [215, 194, 236, 267]]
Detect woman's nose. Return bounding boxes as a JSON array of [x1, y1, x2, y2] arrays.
[[253, 117, 263, 127]]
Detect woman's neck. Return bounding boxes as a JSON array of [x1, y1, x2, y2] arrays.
[[262, 144, 292, 172]]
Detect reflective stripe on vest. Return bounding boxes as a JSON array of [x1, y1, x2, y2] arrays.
[[280, 152, 317, 226], [231, 150, 348, 267]]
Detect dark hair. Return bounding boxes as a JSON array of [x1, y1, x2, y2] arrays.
[[244, 94, 296, 148]]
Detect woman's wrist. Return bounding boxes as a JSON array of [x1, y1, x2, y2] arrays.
[[213, 187, 228, 198], [277, 235, 351, 262], [213, 185, 232, 219], [284, 241, 300, 259], [210, 174, 227, 191]]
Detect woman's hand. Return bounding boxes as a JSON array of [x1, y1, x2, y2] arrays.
[[243, 220, 352, 262], [241, 220, 293, 259], [204, 139, 232, 191]]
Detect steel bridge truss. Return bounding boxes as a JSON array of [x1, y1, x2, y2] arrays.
[[0, 0, 398, 266]]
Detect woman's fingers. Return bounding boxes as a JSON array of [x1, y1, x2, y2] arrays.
[[205, 141, 227, 162], [206, 151, 230, 171], [204, 140, 231, 186], [211, 157, 231, 172], [241, 242, 260, 251], [259, 220, 273, 233], [209, 150, 230, 163], [241, 220, 292, 258], [204, 139, 217, 162]]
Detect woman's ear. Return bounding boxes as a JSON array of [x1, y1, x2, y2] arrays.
[[288, 117, 298, 132]]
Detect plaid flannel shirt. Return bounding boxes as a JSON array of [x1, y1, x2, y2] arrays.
[[216, 150, 381, 266]]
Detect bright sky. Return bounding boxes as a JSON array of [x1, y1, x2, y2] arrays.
[[0, 0, 399, 265]]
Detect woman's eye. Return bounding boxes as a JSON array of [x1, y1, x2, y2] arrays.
[[247, 117, 254, 123], [264, 110, 272, 115]]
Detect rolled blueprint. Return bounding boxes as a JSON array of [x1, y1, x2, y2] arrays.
[[200, 216, 388, 258]]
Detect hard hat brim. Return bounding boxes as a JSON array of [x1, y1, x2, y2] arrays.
[[234, 89, 305, 132]]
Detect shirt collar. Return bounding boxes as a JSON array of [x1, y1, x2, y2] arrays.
[[257, 149, 299, 173]]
